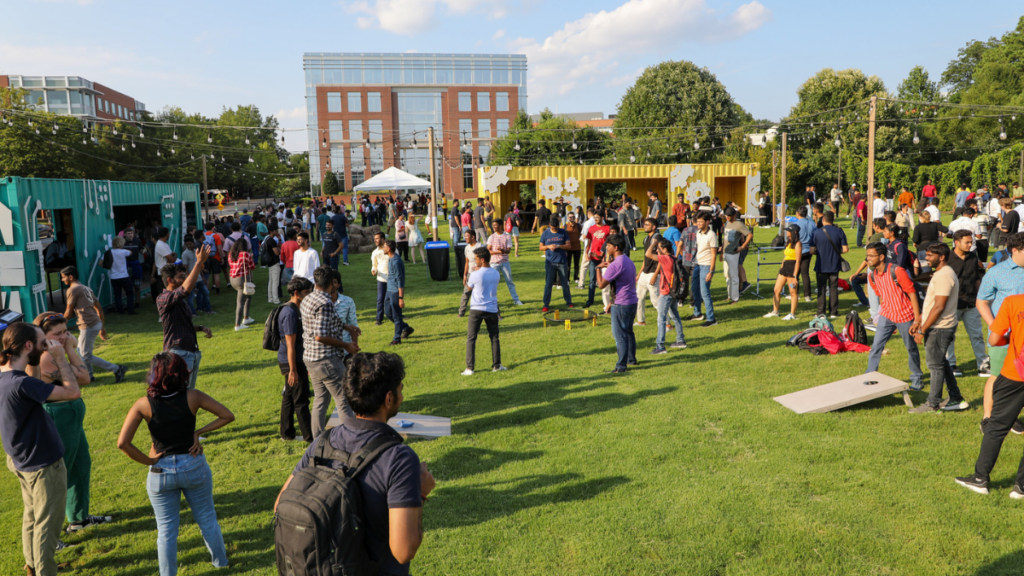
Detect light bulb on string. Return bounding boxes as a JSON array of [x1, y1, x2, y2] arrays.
[[140, 128, 145, 138], [173, 129, 178, 140], [52, 122, 58, 134], [913, 131, 920, 145], [248, 155, 254, 163], [694, 137, 700, 150], [365, 138, 370, 149], [112, 125, 117, 136], [245, 133, 250, 145], [629, 150, 636, 163], [412, 136, 418, 149], [27, 119, 32, 127], [834, 136, 841, 147], [170, 146, 175, 155], [131, 137, 136, 148], [157, 148, 161, 157]]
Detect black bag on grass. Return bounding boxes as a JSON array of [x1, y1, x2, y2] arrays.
[[844, 311, 868, 345], [274, 435, 400, 576]]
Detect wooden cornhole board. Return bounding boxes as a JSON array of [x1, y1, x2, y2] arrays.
[[774, 371, 914, 414], [326, 409, 451, 439]]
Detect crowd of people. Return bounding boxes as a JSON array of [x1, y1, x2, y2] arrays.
[[9, 179, 1024, 575]]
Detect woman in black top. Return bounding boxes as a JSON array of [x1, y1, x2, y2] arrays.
[[117, 353, 234, 576]]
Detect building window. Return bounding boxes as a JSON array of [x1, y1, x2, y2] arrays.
[[435, 61, 453, 84], [348, 92, 361, 113], [365, 64, 382, 84], [454, 60, 471, 84], [475, 65, 490, 84], [459, 118, 473, 145], [497, 118, 509, 137], [493, 63, 509, 85], [348, 120, 363, 142], [344, 68, 362, 84], [477, 92, 490, 112], [105, 100, 110, 113], [496, 92, 508, 112], [458, 92, 471, 112], [368, 119, 382, 144], [327, 92, 342, 112], [330, 145, 345, 177], [370, 145, 383, 176], [464, 162, 474, 191], [478, 119, 491, 140], [329, 120, 344, 141], [479, 144, 490, 164], [48, 91, 69, 114], [368, 92, 381, 113], [350, 146, 366, 187]]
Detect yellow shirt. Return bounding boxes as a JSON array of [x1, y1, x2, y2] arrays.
[[784, 245, 797, 261]]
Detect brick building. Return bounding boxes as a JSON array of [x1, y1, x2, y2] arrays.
[[0, 75, 145, 125], [303, 53, 527, 201]]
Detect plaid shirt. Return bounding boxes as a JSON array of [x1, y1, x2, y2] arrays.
[[228, 251, 254, 278], [679, 225, 699, 266], [300, 289, 345, 362]]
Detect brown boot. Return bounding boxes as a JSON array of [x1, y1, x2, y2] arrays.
[[24, 565, 35, 576]]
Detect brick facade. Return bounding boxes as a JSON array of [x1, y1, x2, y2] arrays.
[[315, 85, 519, 202], [92, 81, 141, 122]]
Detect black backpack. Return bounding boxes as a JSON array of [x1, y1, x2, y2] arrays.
[[670, 258, 689, 303], [770, 234, 786, 248], [884, 263, 928, 304], [263, 303, 293, 352], [261, 237, 280, 267], [844, 310, 868, 345], [101, 249, 113, 269], [275, 435, 400, 576]]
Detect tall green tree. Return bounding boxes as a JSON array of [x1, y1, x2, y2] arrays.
[[322, 170, 338, 197], [489, 109, 612, 166], [941, 37, 1002, 100], [897, 66, 940, 103]]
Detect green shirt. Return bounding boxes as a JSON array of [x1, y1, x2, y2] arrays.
[[317, 214, 330, 233], [256, 222, 268, 241]]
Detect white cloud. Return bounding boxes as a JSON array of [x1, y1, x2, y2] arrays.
[[493, 28, 505, 40], [341, 0, 510, 35], [275, 106, 306, 120], [512, 0, 772, 100], [608, 67, 644, 87]]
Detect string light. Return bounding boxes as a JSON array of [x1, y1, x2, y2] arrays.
[[207, 132, 213, 144], [172, 129, 178, 141]]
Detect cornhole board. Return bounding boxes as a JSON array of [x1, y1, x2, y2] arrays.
[[773, 371, 914, 413], [326, 409, 451, 439]]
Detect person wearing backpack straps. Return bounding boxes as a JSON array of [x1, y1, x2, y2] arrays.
[[864, 241, 925, 392], [276, 277, 314, 443], [274, 352, 436, 576]]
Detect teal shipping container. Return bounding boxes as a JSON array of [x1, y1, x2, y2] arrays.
[[0, 176, 201, 321]]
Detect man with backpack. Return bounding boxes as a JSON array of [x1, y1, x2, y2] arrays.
[[274, 351, 435, 575], [864, 242, 925, 392], [276, 277, 314, 442], [263, 226, 283, 305], [203, 222, 225, 296]]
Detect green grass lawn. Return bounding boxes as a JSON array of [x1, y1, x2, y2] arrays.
[[4, 217, 1024, 575]]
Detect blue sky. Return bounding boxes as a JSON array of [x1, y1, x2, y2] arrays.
[[3, 0, 1021, 153]]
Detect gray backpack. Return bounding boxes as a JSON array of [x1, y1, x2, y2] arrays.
[[275, 435, 400, 576]]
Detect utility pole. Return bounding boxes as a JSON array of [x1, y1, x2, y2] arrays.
[[202, 155, 210, 222], [428, 126, 438, 241], [771, 148, 777, 215], [779, 133, 787, 236], [1019, 147, 1023, 196], [837, 143, 842, 189], [866, 96, 878, 199]]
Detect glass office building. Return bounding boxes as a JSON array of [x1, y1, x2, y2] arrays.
[[303, 53, 526, 198], [2, 75, 145, 123]]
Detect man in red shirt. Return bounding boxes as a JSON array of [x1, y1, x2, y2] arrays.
[[583, 213, 610, 308], [865, 241, 924, 390], [280, 228, 300, 283], [672, 193, 688, 226], [919, 179, 937, 214], [956, 292, 1024, 496]]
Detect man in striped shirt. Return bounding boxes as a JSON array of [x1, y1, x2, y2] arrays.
[[864, 242, 924, 391]]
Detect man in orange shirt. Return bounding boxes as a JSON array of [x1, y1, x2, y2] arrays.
[[897, 187, 915, 211], [672, 193, 688, 227], [955, 292, 1024, 496]]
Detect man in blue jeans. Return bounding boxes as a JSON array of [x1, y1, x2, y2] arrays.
[[157, 245, 214, 390], [330, 208, 350, 266], [864, 242, 925, 390], [597, 234, 638, 372], [384, 240, 414, 345], [690, 212, 718, 327], [540, 216, 573, 312]]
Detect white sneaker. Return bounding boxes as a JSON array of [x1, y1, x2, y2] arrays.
[[829, 315, 838, 319], [515, 301, 525, 306], [234, 325, 250, 331], [804, 297, 813, 303], [242, 317, 256, 325], [493, 365, 508, 372], [783, 313, 798, 321], [763, 311, 779, 318], [461, 369, 474, 376]]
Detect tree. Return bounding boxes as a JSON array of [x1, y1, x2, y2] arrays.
[[615, 60, 741, 155], [489, 109, 612, 166], [322, 170, 339, 197], [941, 37, 1002, 100], [897, 66, 939, 103]]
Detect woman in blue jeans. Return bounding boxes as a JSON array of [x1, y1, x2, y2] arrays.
[[117, 353, 235, 576]]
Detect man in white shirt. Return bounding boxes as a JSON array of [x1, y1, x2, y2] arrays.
[[370, 231, 389, 325], [578, 208, 597, 288], [872, 192, 887, 219], [291, 232, 321, 281], [947, 207, 981, 251], [152, 226, 175, 301], [691, 212, 718, 327], [462, 245, 506, 376], [925, 197, 942, 224], [276, 203, 286, 229], [458, 229, 481, 317], [829, 184, 842, 214]]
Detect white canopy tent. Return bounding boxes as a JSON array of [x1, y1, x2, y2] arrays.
[[353, 166, 432, 191]]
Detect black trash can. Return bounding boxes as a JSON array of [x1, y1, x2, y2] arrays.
[[453, 241, 468, 280], [426, 240, 450, 281]]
